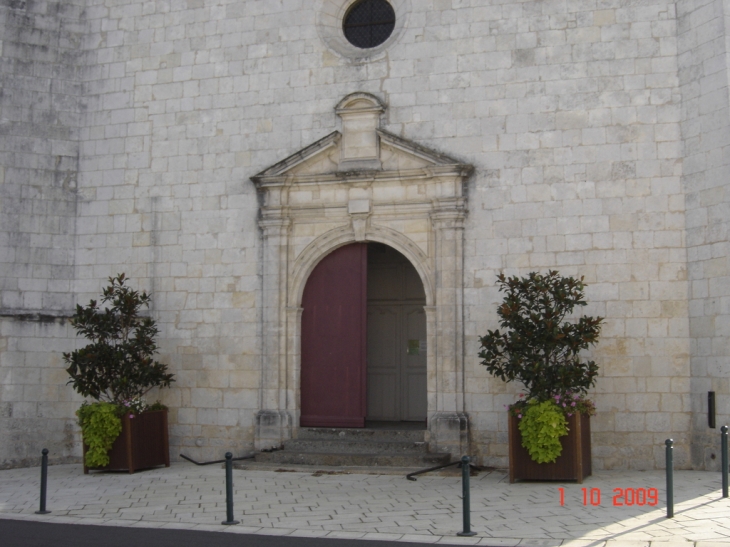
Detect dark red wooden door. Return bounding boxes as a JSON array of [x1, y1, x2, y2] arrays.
[[300, 243, 367, 427]]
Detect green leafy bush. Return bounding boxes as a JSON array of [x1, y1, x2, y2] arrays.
[[77, 402, 122, 467], [64, 273, 175, 405], [479, 271, 602, 402], [517, 400, 569, 464], [479, 271, 602, 463], [65, 274, 174, 467]]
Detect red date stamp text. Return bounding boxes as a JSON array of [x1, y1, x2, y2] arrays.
[[558, 487, 659, 506]]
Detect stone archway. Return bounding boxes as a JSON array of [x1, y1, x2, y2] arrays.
[[296, 240, 429, 430], [251, 92, 473, 457]]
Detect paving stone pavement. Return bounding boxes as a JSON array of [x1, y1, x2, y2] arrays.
[[1, 463, 729, 546]]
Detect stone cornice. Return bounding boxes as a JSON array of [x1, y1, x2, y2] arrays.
[[252, 165, 471, 188]]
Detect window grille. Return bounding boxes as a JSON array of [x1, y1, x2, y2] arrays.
[[343, 0, 396, 49]]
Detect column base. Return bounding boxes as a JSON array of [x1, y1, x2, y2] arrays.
[[255, 410, 294, 451], [428, 412, 470, 457]]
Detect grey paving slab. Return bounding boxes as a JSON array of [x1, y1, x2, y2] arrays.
[[0, 464, 729, 545]]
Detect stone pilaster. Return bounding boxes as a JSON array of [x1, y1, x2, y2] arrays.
[[428, 198, 470, 456], [255, 215, 293, 450]]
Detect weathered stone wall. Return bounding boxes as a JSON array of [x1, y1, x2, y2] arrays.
[[676, 0, 730, 470], [2, 0, 727, 470], [0, 1, 86, 467], [74, 0, 265, 463], [459, 0, 693, 470], [0, 0, 85, 312], [0, 316, 80, 469]]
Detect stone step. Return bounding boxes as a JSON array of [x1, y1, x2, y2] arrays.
[[282, 438, 428, 455], [255, 451, 450, 468], [296, 427, 426, 443], [233, 461, 430, 476]]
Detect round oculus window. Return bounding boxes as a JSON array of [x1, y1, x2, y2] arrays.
[[343, 0, 396, 49]]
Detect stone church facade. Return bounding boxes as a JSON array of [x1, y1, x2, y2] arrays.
[[1, 0, 728, 470]]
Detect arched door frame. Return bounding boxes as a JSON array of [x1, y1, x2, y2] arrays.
[[290, 229, 434, 427], [290, 226, 434, 308]]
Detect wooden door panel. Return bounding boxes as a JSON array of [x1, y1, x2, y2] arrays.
[[300, 243, 367, 427], [403, 306, 427, 421], [366, 306, 399, 420], [367, 372, 398, 420], [404, 373, 427, 420], [365, 243, 428, 423]]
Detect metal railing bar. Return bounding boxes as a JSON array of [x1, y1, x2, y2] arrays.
[[180, 453, 255, 466], [406, 459, 479, 481]]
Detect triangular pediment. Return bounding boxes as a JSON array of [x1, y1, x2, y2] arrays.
[[252, 131, 342, 180], [377, 131, 464, 171], [251, 92, 472, 187], [251, 129, 471, 185]]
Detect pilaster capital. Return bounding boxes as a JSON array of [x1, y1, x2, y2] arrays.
[[259, 212, 291, 235], [430, 198, 467, 229], [286, 307, 304, 320]]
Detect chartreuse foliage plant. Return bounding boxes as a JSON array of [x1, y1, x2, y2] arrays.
[[65, 274, 174, 467], [479, 271, 602, 463], [76, 402, 122, 467], [517, 399, 569, 464]]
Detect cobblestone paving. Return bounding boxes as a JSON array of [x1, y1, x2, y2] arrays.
[[1, 463, 729, 546]]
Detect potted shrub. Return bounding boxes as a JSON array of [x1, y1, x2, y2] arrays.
[[64, 274, 175, 474], [479, 271, 602, 483]]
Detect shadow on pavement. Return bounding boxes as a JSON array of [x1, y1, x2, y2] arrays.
[[0, 519, 445, 547]]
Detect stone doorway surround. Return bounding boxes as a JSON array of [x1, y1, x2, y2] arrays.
[[250, 93, 474, 456]]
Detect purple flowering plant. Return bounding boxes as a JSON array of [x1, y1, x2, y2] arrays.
[[507, 391, 596, 419], [122, 397, 145, 419]]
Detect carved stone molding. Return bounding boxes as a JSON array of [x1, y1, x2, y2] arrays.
[[251, 94, 473, 456]]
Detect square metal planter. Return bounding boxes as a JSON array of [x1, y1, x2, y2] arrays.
[[83, 409, 170, 474], [509, 412, 591, 483]]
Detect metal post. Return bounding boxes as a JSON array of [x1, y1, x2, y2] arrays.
[[722, 426, 728, 498], [35, 448, 51, 515], [665, 439, 673, 518], [221, 452, 239, 525], [457, 456, 476, 537]]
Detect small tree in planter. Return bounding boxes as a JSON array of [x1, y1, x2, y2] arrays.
[[479, 271, 602, 482], [64, 274, 175, 473]]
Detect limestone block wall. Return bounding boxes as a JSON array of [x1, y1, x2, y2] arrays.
[[676, 0, 730, 470], [0, 1, 86, 467], [74, 0, 266, 462], [0, 316, 80, 469], [2, 0, 726, 469], [457, 0, 692, 470], [0, 1, 85, 312]]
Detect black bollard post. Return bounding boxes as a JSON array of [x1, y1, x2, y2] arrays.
[[722, 426, 728, 498], [665, 439, 673, 518], [221, 452, 239, 525], [457, 456, 476, 537], [35, 448, 51, 515]]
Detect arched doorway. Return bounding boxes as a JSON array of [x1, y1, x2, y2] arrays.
[[300, 242, 427, 428], [366, 243, 427, 424], [252, 91, 472, 453]]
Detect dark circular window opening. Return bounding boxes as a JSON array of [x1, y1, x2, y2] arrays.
[[343, 0, 396, 49]]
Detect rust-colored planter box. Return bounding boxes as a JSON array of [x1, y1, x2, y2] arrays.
[[509, 412, 591, 483], [84, 409, 170, 474]]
